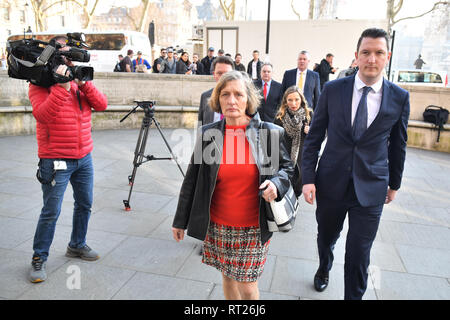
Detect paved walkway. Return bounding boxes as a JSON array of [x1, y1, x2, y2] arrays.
[[0, 128, 449, 300]]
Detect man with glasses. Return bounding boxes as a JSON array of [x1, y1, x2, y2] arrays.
[[153, 48, 167, 73], [160, 48, 177, 74]]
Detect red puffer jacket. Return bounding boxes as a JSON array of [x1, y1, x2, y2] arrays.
[[29, 81, 108, 159]]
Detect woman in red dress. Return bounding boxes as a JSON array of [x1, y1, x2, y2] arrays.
[[172, 71, 294, 300]]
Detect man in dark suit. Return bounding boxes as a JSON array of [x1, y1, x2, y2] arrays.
[[281, 50, 320, 110], [198, 56, 235, 125], [301, 28, 410, 300], [247, 50, 263, 81], [253, 63, 282, 122]]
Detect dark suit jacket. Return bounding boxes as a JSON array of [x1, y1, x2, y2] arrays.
[[194, 61, 205, 75], [301, 75, 410, 207], [281, 68, 321, 110], [201, 56, 215, 75], [253, 79, 282, 123], [198, 88, 215, 125], [247, 59, 263, 80], [318, 59, 335, 89]]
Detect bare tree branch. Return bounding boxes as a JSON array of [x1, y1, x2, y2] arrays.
[[123, 6, 139, 30], [387, 0, 449, 34], [138, 0, 151, 33], [393, 1, 448, 25], [318, 0, 329, 18], [83, 0, 100, 29], [393, 0, 403, 16], [290, 0, 301, 20], [308, 0, 314, 19], [43, 0, 82, 13], [29, 0, 46, 31]]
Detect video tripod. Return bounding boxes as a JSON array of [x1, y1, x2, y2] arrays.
[[120, 101, 185, 211]]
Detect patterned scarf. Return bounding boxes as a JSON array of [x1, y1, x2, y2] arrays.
[[280, 107, 306, 164]]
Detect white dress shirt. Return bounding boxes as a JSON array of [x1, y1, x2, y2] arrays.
[[296, 69, 308, 92], [351, 72, 383, 128], [252, 61, 258, 80]]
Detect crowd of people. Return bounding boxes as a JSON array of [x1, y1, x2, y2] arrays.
[[26, 28, 410, 302], [114, 46, 327, 82]]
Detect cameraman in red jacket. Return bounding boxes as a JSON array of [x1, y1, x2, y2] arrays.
[[28, 35, 108, 283]]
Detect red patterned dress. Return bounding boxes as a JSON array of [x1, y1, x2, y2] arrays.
[[202, 124, 270, 282]]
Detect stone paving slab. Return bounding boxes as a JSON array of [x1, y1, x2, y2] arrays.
[[100, 236, 197, 276], [374, 271, 450, 300], [0, 129, 449, 300], [270, 256, 378, 300], [395, 244, 450, 278], [18, 261, 137, 300], [112, 272, 215, 300]]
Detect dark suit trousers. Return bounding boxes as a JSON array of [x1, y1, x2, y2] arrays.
[[316, 180, 383, 300]]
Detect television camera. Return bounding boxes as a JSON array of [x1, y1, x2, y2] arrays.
[[6, 32, 93, 87]]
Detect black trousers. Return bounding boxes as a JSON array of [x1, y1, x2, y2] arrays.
[[316, 180, 383, 300]]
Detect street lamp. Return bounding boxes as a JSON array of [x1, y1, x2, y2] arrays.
[[265, 0, 271, 62]]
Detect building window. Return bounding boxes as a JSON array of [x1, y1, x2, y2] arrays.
[[19, 10, 25, 23], [61, 16, 65, 27], [3, 7, 10, 21]]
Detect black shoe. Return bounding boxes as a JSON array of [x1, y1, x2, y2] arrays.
[[314, 270, 329, 292]]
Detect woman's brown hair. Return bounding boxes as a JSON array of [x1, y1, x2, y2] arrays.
[[209, 70, 261, 115], [276, 86, 311, 122]]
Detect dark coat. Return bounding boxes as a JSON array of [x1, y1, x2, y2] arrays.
[[176, 60, 190, 74], [274, 110, 312, 197], [194, 61, 205, 75], [234, 62, 246, 72], [172, 113, 295, 244], [318, 59, 335, 89], [201, 56, 215, 75], [301, 75, 410, 207], [247, 59, 263, 80], [281, 68, 321, 110], [253, 79, 283, 123], [198, 88, 215, 125]]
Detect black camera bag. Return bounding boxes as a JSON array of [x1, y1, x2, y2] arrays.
[[6, 40, 56, 87], [423, 105, 449, 142]]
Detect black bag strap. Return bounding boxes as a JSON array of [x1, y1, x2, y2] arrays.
[[425, 105, 445, 112], [424, 105, 448, 143]]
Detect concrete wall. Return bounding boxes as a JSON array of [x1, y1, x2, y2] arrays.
[[400, 84, 450, 121], [407, 120, 450, 153], [0, 70, 215, 107], [204, 19, 389, 82]]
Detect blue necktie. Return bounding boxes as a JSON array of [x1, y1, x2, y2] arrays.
[[353, 86, 371, 141]]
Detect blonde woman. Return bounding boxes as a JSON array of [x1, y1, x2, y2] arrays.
[[274, 85, 313, 197]]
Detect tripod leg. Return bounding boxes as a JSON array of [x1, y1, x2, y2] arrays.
[[124, 118, 151, 211], [152, 117, 185, 178]]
